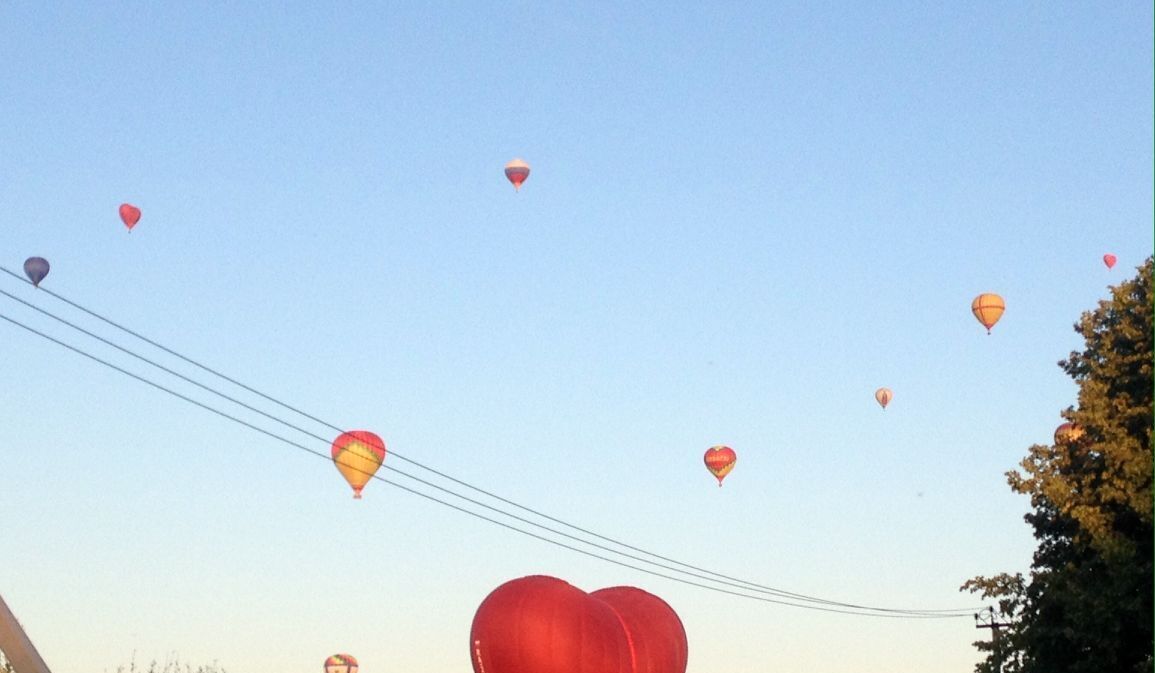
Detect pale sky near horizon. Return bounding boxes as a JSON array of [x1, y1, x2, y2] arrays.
[[1, 3, 1152, 672]]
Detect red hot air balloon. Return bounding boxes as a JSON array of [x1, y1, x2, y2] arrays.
[[324, 654, 358, 673], [1104, 254, 1117, 269], [703, 445, 736, 486], [1054, 422, 1085, 445], [119, 203, 142, 231], [471, 575, 633, 673], [23, 257, 49, 287], [504, 158, 530, 191], [592, 586, 688, 673]]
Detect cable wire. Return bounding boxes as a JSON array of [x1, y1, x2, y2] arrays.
[[0, 310, 973, 619], [0, 284, 978, 615], [0, 271, 981, 616]]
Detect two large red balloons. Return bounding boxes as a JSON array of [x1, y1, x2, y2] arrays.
[[470, 575, 688, 673]]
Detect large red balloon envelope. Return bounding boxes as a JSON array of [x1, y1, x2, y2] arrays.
[[1103, 253, 1117, 269], [119, 203, 142, 231], [591, 586, 688, 673], [471, 575, 633, 673], [470, 576, 688, 673]]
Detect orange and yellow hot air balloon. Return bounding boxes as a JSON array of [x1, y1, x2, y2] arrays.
[[504, 158, 530, 191], [703, 445, 736, 487], [324, 654, 358, 673], [875, 387, 892, 409], [971, 293, 1005, 334], [1054, 422, 1085, 445], [331, 431, 386, 499]]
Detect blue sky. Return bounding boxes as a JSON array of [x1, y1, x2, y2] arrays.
[[1, 3, 1151, 672]]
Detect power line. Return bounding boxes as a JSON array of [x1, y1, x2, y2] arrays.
[[0, 309, 973, 620], [0, 282, 977, 616], [0, 271, 980, 617], [0, 272, 980, 616], [0, 267, 972, 614], [0, 266, 972, 615]]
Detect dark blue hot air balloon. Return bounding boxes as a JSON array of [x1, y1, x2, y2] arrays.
[[23, 257, 49, 287]]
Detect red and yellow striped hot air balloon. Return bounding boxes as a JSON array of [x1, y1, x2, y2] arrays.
[[324, 654, 358, 673], [504, 158, 530, 191], [703, 445, 737, 487], [331, 431, 386, 499], [971, 293, 1005, 334], [875, 387, 893, 409]]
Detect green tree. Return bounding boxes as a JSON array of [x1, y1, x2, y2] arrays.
[[962, 256, 1153, 673]]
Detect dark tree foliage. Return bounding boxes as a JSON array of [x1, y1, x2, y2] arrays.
[[962, 257, 1153, 673]]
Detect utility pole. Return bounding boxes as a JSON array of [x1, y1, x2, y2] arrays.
[[0, 594, 52, 673], [974, 606, 1012, 673]]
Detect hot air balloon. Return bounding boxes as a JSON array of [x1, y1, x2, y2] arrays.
[[703, 445, 736, 487], [591, 586, 688, 673], [971, 293, 1005, 334], [23, 257, 49, 287], [504, 158, 530, 191], [471, 576, 633, 673], [875, 387, 893, 409], [324, 654, 358, 673], [1103, 254, 1117, 269], [1054, 422, 1085, 445], [119, 203, 141, 231], [331, 431, 386, 499]]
